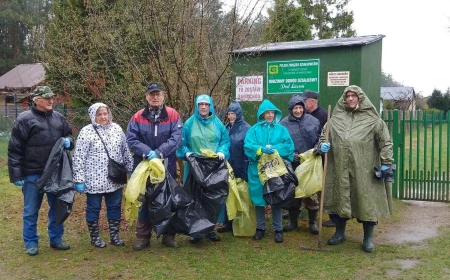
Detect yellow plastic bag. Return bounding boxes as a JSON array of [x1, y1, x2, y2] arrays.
[[124, 159, 166, 225], [294, 149, 323, 198], [232, 179, 256, 237], [225, 162, 242, 220], [257, 150, 288, 185]]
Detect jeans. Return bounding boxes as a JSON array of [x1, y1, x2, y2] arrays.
[[86, 189, 123, 222], [255, 206, 282, 232], [22, 174, 64, 249]]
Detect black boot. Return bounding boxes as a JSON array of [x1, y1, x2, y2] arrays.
[[283, 209, 300, 232], [217, 219, 233, 233], [87, 220, 106, 248], [253, 229, 265, 240], [274, 230, 284, 243], [108, 219, 125, 246], [308, 210, 319, 235], [327, 218, 347, 245], [362, 222, 375, 252]]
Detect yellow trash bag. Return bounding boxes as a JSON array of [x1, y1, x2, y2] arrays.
[[294, 149, 323, 198], [232, 179, 256, 237], [200, 149, 241, 219], [225, 162, 242, 220], [258, 150, 288, 185], [124, 159, 165, 225]]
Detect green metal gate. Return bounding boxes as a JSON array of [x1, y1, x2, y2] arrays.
[[383, 110, 450, 202]]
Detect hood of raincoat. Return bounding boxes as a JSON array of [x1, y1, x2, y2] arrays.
[[256, 100, 282, 124], [88, 102, 112, 127], [287, 94, 306, 119], [194, 94, 215, 123], [331, 85, 379, 135], [226, 100, 245, 123]]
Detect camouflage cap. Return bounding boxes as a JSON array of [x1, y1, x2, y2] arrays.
[[30, 86, 55, 98]]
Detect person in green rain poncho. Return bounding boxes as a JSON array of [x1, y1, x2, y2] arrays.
[[176, 94, 230, 243], [244, 100, 294, 243], [316, 85, 394, 253]]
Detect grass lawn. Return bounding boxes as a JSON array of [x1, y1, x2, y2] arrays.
[[2, 162, 450, 280]]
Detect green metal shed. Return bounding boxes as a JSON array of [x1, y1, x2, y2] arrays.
[[231, 34, 384, 124]]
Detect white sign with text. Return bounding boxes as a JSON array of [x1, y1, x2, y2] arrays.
[[236, 75, 263, 101], [327, 71, 350, 86]]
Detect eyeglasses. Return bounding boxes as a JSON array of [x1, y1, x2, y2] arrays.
[[147, 92, 163, 96], [198, 103, 210, 107]]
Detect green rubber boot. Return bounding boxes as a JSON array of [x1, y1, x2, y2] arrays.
[[327, 219, 347, 245], [362, 222, 375, 253]]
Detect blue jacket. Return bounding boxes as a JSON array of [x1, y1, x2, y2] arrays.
[[176, 94, 230, 182], [244, 100, 294, 206], [226, 101, 251, 181], [126, 105, 182, 178]]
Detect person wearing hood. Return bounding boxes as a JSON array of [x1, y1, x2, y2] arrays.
[[73, 103, 133, 248], [317, 85, 394, 253], [217, 100, 251, 233], [280, 95, 321, 235], [244, 100, 294, 243], [176, 94, 230, 243], [127, 82, 183, 250], [8, 86, 73, 256]]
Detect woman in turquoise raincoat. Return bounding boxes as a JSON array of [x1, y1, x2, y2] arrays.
[[176, 94, 230, 243], [244, 100, 294, 243]]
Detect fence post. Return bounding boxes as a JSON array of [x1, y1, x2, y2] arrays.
[[391, 110, 401, 199]]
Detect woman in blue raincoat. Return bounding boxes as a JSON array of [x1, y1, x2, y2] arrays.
[[176, 94, 230, 243], [217, 100, 251, 233], [244, 100, 294, 243]]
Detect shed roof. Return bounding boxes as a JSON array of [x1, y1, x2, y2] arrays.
[[381, 87, 415, 100], [232, 34, 385, 54], [0, 63, 45, 89]]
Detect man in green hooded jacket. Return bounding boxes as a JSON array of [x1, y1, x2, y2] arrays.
[[317, 85, 394, 253]]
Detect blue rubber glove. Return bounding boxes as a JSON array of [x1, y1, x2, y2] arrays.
[[13, 180, 24, 187], [63, 138, 71, 149], [261, 146, 275, 154], [380, 165, 390, 171], [320, 143, 331, 153], [75, 182, 85, 193], [147, 150, 158, 160]]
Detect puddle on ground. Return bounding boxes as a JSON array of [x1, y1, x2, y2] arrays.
[[377, 200, 450, 245], [396, 259, 420, 269], [385, 259, 420, 277]]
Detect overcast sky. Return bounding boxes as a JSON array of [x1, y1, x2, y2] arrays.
[[348, 0, 450, 96]]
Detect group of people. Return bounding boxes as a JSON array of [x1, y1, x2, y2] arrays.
[[8, 82, 393, 256]]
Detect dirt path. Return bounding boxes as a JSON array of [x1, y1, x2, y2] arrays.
[[377, 200, 450, 245]]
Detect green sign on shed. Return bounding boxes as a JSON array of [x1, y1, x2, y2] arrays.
[[231, 35, 384, 124]]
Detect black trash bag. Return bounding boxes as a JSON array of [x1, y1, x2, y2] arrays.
[[36, 138, 75, 226], [183, 155, 229, 238], [56, 189, 75, 226], [146, 172, 192, 237], [263, 160, 298, 208]]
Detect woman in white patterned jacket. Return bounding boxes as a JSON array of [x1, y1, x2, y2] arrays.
[[73, 103, 133, 248]]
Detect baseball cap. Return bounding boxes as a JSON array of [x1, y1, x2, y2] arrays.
[[302, 90, 318, 100], [30, 86, 55, 98], [146, 82, 163, 94]]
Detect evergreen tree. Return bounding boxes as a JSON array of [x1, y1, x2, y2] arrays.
[[263, 0, 311, 42], [297, 0, 355, 39]]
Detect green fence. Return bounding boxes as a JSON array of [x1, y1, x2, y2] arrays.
[[383, 110, 450, 202]]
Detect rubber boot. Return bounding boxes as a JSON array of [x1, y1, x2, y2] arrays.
[[327, 218, 347, 245], [308, 210, 319, 235], [87, 220, 106, 248], [283, 209, 300, 232], [362, 222, 375, 252], [108, 219, 125, 246]]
